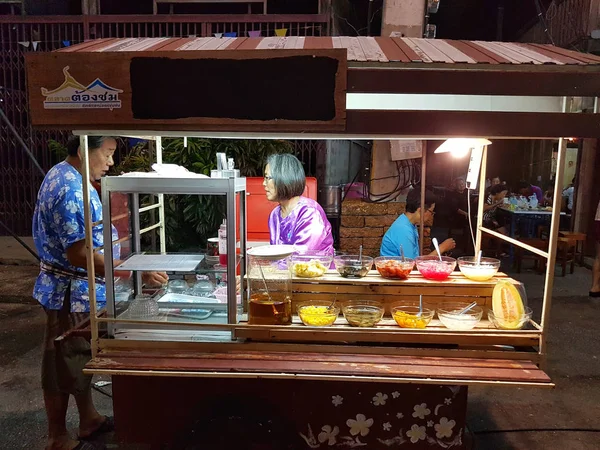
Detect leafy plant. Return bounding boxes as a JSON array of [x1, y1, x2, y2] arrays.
[[109, 137, 293, 251]]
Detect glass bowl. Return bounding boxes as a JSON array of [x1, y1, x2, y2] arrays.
[[341, 300, 385, 327], [290, 253, 333, 278], [374, 257, 415, 280], [488, 307, 533, 330], [167, 279, 189, 294], [333, 255, 373, 278], [415, 255, 456, 281], [437, 302, 483, 330], [128, 295, 159, 319], [391, 304, 435, 329], [457, 257, 500, 281], [297, 300, 340, 327]]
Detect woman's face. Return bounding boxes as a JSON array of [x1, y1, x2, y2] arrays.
[[492, 177, 501, 186], [263, 163, 277, 202], [83, 138, 116, 181]]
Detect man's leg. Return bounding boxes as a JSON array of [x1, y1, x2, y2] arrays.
[[43, 390, 79, 450], [74, 387, 106, 438], [42, 309, 80, 450]]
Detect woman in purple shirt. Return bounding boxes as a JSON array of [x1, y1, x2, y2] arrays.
[[264, 154, 334, 256]]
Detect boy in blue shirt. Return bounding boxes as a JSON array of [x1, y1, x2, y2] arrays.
[[381, 188, 456, 258]]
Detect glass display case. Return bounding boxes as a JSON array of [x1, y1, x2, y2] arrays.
[[99, 173, 247, 342]]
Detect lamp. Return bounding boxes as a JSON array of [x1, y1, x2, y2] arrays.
[[434, 138, 492, 158]]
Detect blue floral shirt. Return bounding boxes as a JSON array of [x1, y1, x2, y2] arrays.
[[32, 161, 119, 312]]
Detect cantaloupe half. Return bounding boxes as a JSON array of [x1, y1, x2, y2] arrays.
[[492, 281, 525, 329]]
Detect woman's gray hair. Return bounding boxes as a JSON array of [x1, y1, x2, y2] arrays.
[[266, 153, 306, 201], [66, 135, 116, 156]]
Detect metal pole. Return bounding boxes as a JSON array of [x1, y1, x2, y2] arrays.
[[0, 106, 45, 177], [80, 135, 99, 357], [475, 146, 488, 255], [101, 177, 115, 337], [419, 144, 427, 255], [156, 136, 166, 253], [539, 96, 568, 362]]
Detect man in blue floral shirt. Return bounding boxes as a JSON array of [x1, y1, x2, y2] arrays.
[[33, 136, 167, 450]]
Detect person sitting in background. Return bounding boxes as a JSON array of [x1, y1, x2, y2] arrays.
[[264, 153, 334, 256], [380, 188, 455, 258], [518, 180, 544, 203], [483, 184, 508, 233], [542, 183, 554, 207], [449, 177, 470, 222], [484, 175, 503, 197], [562, 178, 576, 213]]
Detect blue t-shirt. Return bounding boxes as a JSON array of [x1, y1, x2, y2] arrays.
[[380, 214, 420, 259], [32, 161, 119, 312]]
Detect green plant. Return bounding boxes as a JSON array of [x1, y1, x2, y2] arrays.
[[161, 138, 293, 250], [48, 139, 68, 164]]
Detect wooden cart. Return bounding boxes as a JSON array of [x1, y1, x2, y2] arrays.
[[25, 36, 600, 449]]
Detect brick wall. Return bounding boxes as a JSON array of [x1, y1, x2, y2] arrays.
[[339, 200, 432, 257]]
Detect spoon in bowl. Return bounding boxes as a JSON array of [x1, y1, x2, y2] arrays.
[[432, 238, 443, 262]]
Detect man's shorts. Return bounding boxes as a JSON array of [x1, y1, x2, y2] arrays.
[[41, 288, 92, 395]]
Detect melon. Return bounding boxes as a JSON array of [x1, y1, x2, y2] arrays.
[[492, 281, 525, 329]]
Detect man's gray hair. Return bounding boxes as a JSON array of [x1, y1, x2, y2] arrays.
[[266, 153, 305, 201]]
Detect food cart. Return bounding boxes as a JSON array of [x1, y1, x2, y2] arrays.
[[25, 36, 600, 449]]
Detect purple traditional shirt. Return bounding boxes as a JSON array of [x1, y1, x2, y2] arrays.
[[268, 196, 334, 256]]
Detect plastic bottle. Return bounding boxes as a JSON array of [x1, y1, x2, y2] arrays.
[[218, 219, 227, 265]]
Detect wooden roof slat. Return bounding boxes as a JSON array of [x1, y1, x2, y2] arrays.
[[520, 43, 585, 65], [215, 37, 236, 50], [56, 38, 113, 53], [462, 40, 511, 63], [407, 37, 453, 63], [489, 41, 547, 64], [223, 37, 248, 50], [231, 36, 261, 50], [374, 36, 410, 62], [392, 37, 424, 62], [143, 37, 183, 52], [503, 42, 564, 65], [532, 43, 600, 64], [356, 36, 388, 62], [474, 41, 529, 64], [427, 39, 476, 63], [283, 36, 298, 49], [93, 37, 140, 52], [117, 37, 171, 52], [201, 37, 229, 50], [340, 36, 367, 62], [304, 36, 333, 49], [545, 44, 600, 63], [444, 40, 496, 63], [293, 36, 306, 49]]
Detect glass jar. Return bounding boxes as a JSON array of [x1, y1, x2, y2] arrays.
[[247, 255, 292, 325]]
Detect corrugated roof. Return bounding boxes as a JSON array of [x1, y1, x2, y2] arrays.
[[59, 36, 600, 66]]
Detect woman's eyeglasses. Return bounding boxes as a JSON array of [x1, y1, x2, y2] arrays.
[[426, 208, 436, 215]]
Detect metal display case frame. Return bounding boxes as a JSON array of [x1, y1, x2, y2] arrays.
[[83, 135, 247, 348]]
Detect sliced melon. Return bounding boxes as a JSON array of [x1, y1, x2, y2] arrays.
[[492, 281, 525, 329]]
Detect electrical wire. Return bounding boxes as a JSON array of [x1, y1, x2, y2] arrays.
[[533, 0, 555, 45], [473, 428, 600, 435]]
